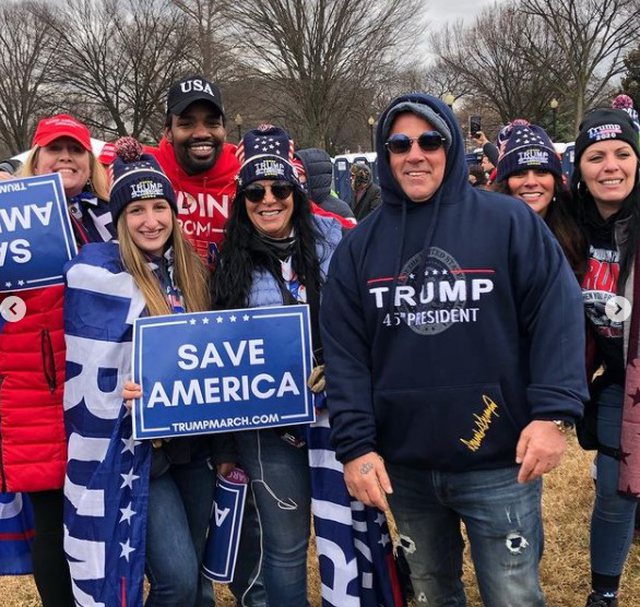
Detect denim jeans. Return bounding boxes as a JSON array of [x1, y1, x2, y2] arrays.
[[235, 429, 311, 607], [592, 383, 638, 576], [387, 463, 545, 607], [146, 457, 215, 607], [228, 489, 268, 606]]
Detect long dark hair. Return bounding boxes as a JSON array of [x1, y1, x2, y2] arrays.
[[570, 163, 640, 289], [211, 186, 325, 309], [496, 176, 586, 279]]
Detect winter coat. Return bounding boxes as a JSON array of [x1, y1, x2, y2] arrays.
[[0, 194, 114, 492]]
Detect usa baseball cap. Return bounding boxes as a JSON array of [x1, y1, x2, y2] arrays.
[[166, 76, 225, 118]]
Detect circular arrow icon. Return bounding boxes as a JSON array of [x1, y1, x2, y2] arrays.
[[605, 295, 632, 323], [0, 296, 27, 323]]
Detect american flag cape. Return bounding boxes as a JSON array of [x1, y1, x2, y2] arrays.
[[63, 242, 151, 606], [0, 492, 34, 574], [307, 403, 404, 607]]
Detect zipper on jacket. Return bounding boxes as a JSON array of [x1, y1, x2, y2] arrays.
[[0, 375, 6, 492], [41, 329, 57, 393]]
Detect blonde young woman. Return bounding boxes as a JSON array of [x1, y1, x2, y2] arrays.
[[62, 139, 231, 606], [0, 114, 112, 606]]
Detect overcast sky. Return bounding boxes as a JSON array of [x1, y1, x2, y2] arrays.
[[424, 0, 505, 27]]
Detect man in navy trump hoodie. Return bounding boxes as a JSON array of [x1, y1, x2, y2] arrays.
[[320, 92, 588, 606]]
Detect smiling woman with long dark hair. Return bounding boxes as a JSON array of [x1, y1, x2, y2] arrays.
[[570, 108, 640, 607], [210, 125, 342, 605]]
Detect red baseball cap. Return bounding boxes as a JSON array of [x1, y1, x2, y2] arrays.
[[32, 114, 92, 151]]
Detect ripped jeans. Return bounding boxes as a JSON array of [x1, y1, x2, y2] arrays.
[[387, 464, 545, 607], [234, 429, 311, 607]]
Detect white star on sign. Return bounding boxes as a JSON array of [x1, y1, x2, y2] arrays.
[[230, 315, 237, 322], [202, 317, 210, 324], [216, 316, 224, 323], [120, 469, 139, 489], [120, 539, 135, 562], [17, 280, 24, 286], [4, 282, 10, 288], [243, 314, 250, 321], [119, 502, 136, 524], [189, 318, 197, 325]]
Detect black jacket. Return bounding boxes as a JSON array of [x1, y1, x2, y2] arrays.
[[295, 148, 355, 220]]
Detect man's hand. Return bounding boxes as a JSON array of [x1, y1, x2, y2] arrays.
[[343, 451, 393, 509], [0, 171, 14, 181], [516, 420, 567, 483]]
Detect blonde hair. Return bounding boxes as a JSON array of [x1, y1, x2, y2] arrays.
[[19, 144, 110, 201], [116, 212, 210, 317]]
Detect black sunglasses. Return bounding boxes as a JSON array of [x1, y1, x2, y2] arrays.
[[244, 181, 294, 203], [385, 131, 446, 154]]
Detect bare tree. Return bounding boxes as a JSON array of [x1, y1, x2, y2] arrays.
[[39, 0, 191, 141], [431, 4, 570, 127], [522, 0, 640, 131], [0, 1, 58, 154], [226, 0, 424, 151], [170, 0, 238, 81]]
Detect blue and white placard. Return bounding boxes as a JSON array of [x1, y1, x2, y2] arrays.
[[132, 304, 314, 439], [202, 469, 248, 583], [0, 174, 76, 292]]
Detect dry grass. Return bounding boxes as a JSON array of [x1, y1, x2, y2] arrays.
[[2, 436, 639, 606]]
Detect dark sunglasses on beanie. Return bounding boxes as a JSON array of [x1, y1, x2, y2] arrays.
[[385, 131, 446, 154], [244, 181, 295, 203]]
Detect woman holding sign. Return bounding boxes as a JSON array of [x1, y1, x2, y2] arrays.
[[210, 125, 342, 605], [62, 138, 233, 607], [0, 114, 112, 606]]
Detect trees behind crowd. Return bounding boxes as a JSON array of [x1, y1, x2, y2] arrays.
[[0, 0, 421, 156], [0, 0, 638, 157], [431, 0, 640, 141]]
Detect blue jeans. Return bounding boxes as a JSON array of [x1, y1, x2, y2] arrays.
[[591, 383, 638, 576], [146, 457, 215, 607], [387, 463, 545, 607], [235, 429, 311, 607]]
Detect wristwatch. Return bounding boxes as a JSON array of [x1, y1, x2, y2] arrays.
[[551, 420, 574, 434]]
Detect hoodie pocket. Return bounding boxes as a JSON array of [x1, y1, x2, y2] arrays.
[[373, 383, 522, 470], [41, 329, 56, 392]]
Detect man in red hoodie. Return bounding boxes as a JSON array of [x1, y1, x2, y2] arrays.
[[147, 75, 239, 265], [148, 76, 266, 606]]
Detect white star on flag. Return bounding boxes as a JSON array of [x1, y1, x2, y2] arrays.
[[119, 539, 135, 562], [4, 282, 10, 287], [378, 533, 390, 548], [18, 280, 24, 286], [120, 469, 139, 489], [119, 502, 136, 524], [120, 436, 139, 455]]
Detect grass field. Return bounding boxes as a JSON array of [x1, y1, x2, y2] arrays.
[[1, 435, 639, 606]]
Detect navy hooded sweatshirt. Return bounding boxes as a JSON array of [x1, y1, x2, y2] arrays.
[[320, 93, 588, 471]]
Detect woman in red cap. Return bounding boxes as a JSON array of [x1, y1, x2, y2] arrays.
[[0, 114, 114, 606]]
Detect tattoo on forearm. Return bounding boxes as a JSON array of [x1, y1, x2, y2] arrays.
[[360, 462, 374, 475]]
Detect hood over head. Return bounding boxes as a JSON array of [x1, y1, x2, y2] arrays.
[[294, 148, 333, 203], [376, 92, 469, 208]]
